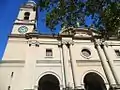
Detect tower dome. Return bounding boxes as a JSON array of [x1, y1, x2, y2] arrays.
[[26, 0, 36, 7]]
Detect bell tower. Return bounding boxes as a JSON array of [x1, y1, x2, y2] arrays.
[[11, 0, 37, 34], [1, 1, 38, 90], [2, 0, 38, 61]]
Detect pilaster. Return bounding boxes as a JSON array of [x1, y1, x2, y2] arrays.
[[102, 42, 120, 89], [95, 40, 116, 88]]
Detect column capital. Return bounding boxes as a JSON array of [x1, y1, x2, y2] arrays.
[[95, 40, 102, 46], [69, 41, 74, 45], [102, 42, 109, 47], [62, 40, 74, 45], [62, 40, 68, 45], [94, 40, 105, 49]]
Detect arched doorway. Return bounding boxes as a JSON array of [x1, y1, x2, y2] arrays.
[[83, 72, 107, 90], [38, 74, 60, 90]]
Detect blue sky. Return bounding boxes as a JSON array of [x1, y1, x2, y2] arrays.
[[0, 0, 93, 59]]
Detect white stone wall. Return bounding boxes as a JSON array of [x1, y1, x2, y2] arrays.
[[1, 37, 120, 90], [1, 1, 120, 89], [2, 38, 27, 60], [0, 66, 24, 90]]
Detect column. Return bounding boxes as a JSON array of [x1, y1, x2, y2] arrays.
[[68, 42, 79, 89], [102, 42, 120, 86], [58, 43, 66, 89], [95, 41, 116, 87], [62, 42, 71, 88]]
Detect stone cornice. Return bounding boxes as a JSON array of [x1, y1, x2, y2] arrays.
[[9, 33, 98, 40], [0, 60, 25, 64], [36, 60, 61, 64]]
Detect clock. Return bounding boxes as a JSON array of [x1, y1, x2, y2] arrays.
[[18, 26, 28, 34]]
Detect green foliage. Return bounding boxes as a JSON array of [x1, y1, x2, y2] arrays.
[[102, 2, 120, 32], [38, 0, 120, 34]]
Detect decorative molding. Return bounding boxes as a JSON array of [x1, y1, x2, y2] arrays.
[[36, 64, 62, 67], [108, 42, 120, 46], [28, 40, 40, 47], [0, 60, 25, 64], [114, 60, 120, 63], [73, 42, 94, 45], [62, 40, 74, 45], [76, 60, 100, 63], [37, 41, 59, 45], [9, 34, 26, 38], [76, 60, 101, 66], [14, 22, 35, 25], [36, 60, 61, 64], [77, 62, 101, 66], [0, 60, 25, 67]]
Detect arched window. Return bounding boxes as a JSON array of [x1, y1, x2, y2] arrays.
[[84, 72, 107, 90], [24, 12, 30, 20], [38, 74, 60, 90]]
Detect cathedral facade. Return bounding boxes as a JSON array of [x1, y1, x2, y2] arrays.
[[0, 1, 120, 90]]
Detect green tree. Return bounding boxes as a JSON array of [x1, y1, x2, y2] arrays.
[[38, 0, 120, 35]]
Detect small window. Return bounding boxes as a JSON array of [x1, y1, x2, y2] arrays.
[[24, 16, 29, 20], [24, 12, 30, 20], [114, 49, 120, 57], [46, 49, 53, 57], [81, 49, 91, 58]]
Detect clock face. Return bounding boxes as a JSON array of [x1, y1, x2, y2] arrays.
[[18, 26, 28, 34]]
